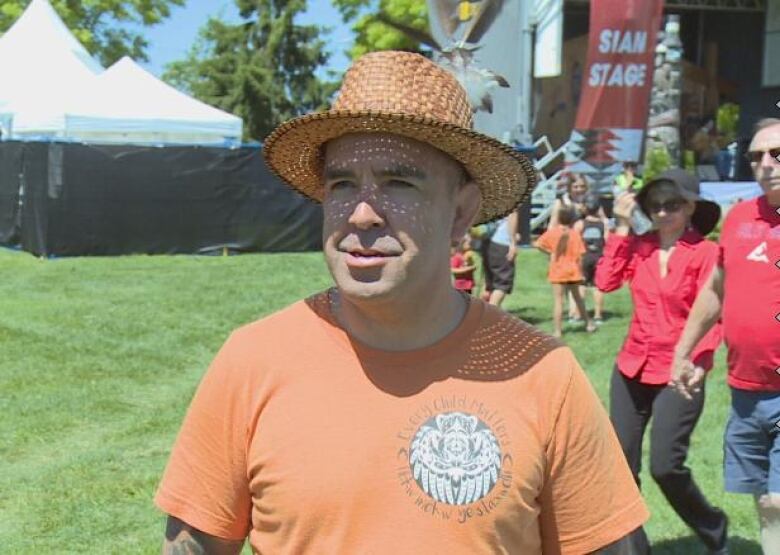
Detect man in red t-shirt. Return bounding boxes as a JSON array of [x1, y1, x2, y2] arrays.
[[674, 118, 780, 553]]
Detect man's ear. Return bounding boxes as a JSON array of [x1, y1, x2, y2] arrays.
[[451, 181, 481, 243]]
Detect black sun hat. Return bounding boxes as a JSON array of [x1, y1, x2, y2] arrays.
[[636, 168, 721, 235], [262, 50, 538, 224]]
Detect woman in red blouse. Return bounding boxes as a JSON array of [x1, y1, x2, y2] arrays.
[[595, 169, 729, 555]]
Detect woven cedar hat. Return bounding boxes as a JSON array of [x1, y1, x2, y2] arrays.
[[262, 50, 537, 224]]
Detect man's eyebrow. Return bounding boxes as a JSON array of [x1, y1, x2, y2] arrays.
[[323, 167, 354, 181], [323, 165, 427, 181], [376, 165, 426, 180]]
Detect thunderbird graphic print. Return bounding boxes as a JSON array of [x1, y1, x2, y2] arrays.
[[409, 411, 502, 505]]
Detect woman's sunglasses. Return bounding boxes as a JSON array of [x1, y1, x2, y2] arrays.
[[745, 148, 780, 164], [646, 198, 686, 214]]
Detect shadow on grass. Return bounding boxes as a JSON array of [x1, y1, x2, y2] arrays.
[[505, 307, 546, 326], [653, 535, 760, 554]]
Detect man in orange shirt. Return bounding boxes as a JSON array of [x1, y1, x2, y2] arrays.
[[155, 51, 649, 554]]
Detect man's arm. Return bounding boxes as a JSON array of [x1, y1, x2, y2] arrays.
[[451, 265, 477, 275], [163, 516, 244, 555], [507, 211, 519, 261], [549, 199, 561, 228], [590, 531, 641, 554], [671, 265, 725, 398]]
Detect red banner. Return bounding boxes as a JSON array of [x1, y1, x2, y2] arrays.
[[566, 0, 664, 188]]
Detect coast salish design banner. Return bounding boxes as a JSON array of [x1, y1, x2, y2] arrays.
[[565, 0, 664, 189]]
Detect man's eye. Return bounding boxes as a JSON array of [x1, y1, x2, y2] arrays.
[[328, 180, 355, 192]]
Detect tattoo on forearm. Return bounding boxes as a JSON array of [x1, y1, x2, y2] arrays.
[[167, 534, 209, 555], [163, 516, 243, 555]]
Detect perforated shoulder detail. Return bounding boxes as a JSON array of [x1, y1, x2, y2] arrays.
[[455, 309, 564, 380], [305, 290, 335, 324], [306, 290, 564, 382]]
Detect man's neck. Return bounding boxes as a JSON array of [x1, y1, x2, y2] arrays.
[[333, 285, 469, 351]]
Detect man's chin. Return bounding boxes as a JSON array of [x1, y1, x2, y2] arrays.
[[335, 277, 399, 302]]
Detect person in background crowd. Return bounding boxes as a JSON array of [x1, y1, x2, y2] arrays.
[[596, 169, 728, 555], [673, 118, 780, 555], [535, 205, 595, 337], [574, 193, 609, 325], [482, 210, 518, 307], [614, 161, 644, 194], [156, 50, 649, 555], [450, 234, 477, 296], [550, 172, 589, 227], [550, 173, 608, 321]]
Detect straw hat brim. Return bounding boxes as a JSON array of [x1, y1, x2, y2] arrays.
[[262, 110, 538, 224]]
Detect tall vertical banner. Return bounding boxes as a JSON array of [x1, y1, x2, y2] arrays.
[[565, 0, 664, 191]]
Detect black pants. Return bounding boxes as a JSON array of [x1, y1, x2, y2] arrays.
[[609, 368, 728, 553]]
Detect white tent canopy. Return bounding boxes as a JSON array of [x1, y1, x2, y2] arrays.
[[0, 111, 12, 139], [0, 0, 102, 136], [64, 57, 243, 145], [0, 0, 243, 145]]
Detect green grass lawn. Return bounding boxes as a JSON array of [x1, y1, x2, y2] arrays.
[[0, 247, 760, 553]]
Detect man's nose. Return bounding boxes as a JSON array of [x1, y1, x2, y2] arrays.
[[348, 200, 385, 229]]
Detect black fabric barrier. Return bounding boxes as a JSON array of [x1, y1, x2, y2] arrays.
[[0, 141, 323, 256], [0, 142, 24, 245]]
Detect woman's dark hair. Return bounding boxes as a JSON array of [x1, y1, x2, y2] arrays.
[[583, 193, 601, 216], [555, 205, 578, 259], [556, 205, 578, 226]]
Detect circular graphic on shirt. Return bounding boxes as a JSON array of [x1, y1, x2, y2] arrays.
[[409, 411, 502, 506]]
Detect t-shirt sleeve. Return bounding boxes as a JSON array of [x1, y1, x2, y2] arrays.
[[539, 353, 649, 554], [450, 254, 462, 269], [154, 334, 253, 540], [536, 228, 556, 253], [691, 241, 723, 369], [717, 206, 737, 268]]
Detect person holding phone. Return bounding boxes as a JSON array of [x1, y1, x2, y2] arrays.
[[595, 169, 729, 554]]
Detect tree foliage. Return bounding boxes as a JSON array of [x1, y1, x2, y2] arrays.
[[332, 0, 428, 58], [163, 0, 336, 141], [0, 0, 184, 66]]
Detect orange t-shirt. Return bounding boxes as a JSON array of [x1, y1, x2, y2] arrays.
[[536, 226, 587, 283], [155, 290, 648, 554]]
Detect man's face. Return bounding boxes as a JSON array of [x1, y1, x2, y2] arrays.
[[321, 133, 477, 303], [749, 123, 780, 204]]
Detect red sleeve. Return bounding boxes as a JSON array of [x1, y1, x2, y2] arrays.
[[594, 234, 636, 292], [154, 334, 253, 540], [691, 242, 723, 371]]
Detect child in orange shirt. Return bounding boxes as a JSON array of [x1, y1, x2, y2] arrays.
[[535, 206, 595, 337]]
